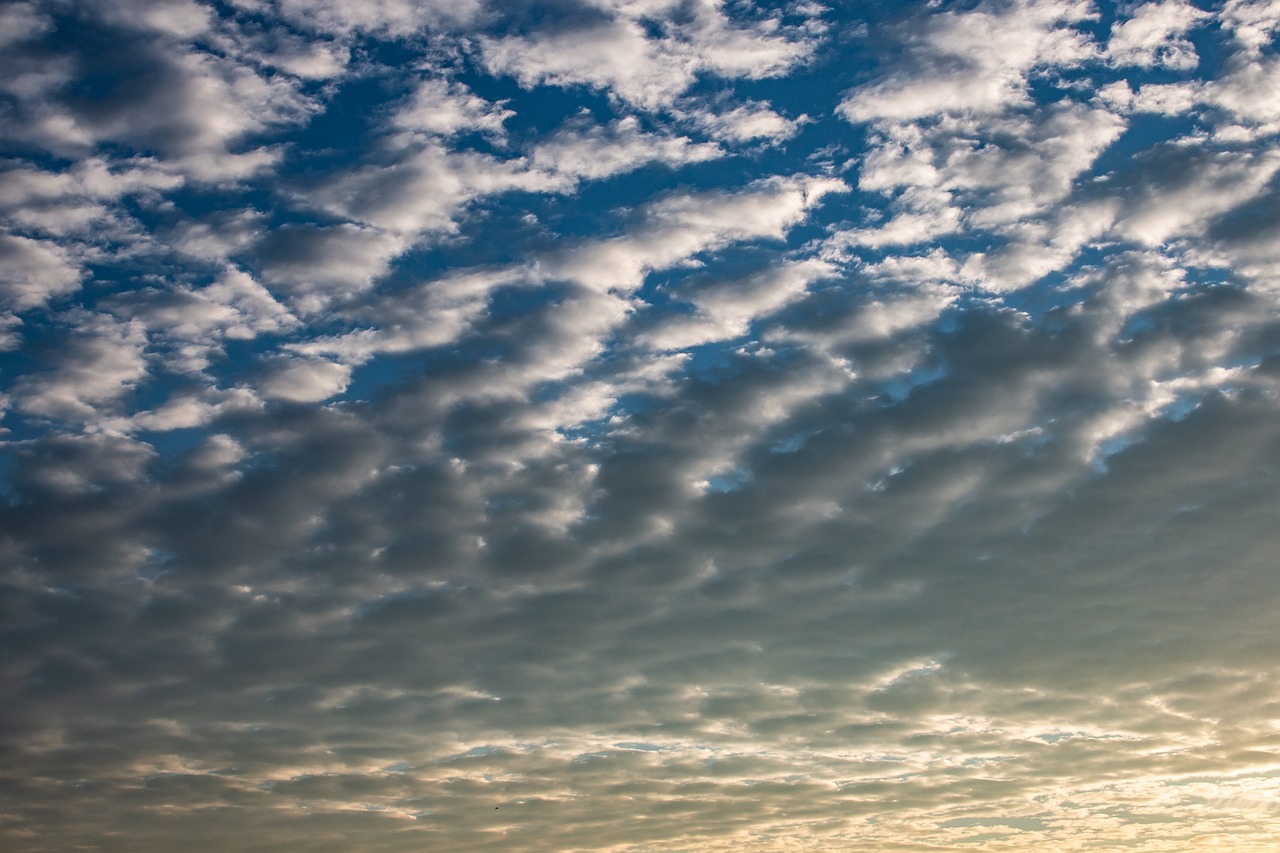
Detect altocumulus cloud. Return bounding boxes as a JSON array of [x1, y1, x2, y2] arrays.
[[3, 1, 1280, 851]]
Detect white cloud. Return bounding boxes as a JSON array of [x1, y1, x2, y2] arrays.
[[13, 312, 149, 423], [1106, 0, 1207, 70], [1120, 55, 1280, 137], [255, 224, 407, 313], [0, 232, 83, 311], [1114, 146, 1280, 246], [941, 105, 1126, 228], [1202, 56, 1280, 127], [270, 0, 484, 35], [256, 356, 353, 402], [186, 432, 248, 472], [0, 158, 183, 237], [1220, 0, 1280, 54], [230, 26, 352, 80], [480, 0, 814, 109], [481, 18, 701, 110], [839, 0, 1098, 122], [547, 175, 846, 292], [827, 188, 962, 251], [294, 175, 847, 368], [107, 267, 298, 374], [286, 267, 527, 363], [638, 258, 836, 351], [836, 91, 1129, 284], [391, 78, 513, 137], [531, 116, 722, 180], [308, 142, 563, 237], [682, 100, 803, 143], [109, 388, 262, 434], [171, 209, 265, 263]]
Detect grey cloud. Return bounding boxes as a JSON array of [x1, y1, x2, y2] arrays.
[[3, 8, 316, 180], [254, 223, 407, 312]]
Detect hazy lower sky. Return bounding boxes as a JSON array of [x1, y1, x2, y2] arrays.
[[3, 0, 1280, 850]]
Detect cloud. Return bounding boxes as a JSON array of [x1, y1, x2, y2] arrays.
[[12, 312, 149, 424], [480, 0, 816, 109], [256, 356, 353, 402], [1115, 55, 1280, 139], [0, 2, 51, 50], [1221, 0, 1280, 54], [0, 232, 83, 311], [1111, 144, 1280, 246], [294, 174, 844, 365], [838, 0, 1098, 122], [680, 99, 803, 143], [390, 78, 513, 137], [637, 258, 836, 350], [0, 158, 183, 237], [531, 116, 722, 179], [32, 27, 315, 180], [831, 101, 1124, 263], [1106, 0, 1208, 70], [545, 175, 847, 291], [105, 267, 298, 374], [271, 0, 485, 36], [307, 143, 563, 237], [254, 224, 407, 313]]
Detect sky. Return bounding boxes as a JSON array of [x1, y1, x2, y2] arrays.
[[2, 0, 1280, 850]]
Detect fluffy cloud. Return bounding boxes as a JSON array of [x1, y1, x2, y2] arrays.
[[637, 258, 837, 350], [105, 267, 298, 373], [532, 116, 722, 179], [838, 0, 1098, 122], [684, 99, 803, 142], [256, 356, 352, 402], [306, 143, 562, 237], [1106, 0, 1208, 69], [270, 0, 485, 36], [254, 223, 408, 313], [12, 311, 149, 423], [480, 0, 816, 109], [0, 232, 83, 311], [390, 78, 513, 137]]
